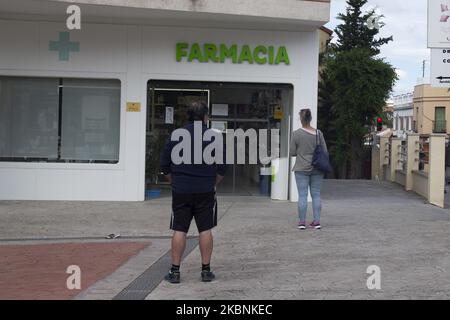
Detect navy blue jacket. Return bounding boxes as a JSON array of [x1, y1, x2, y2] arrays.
[[160, 122, 227, 194]]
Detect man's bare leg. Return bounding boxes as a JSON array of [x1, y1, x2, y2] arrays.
[[171, 231, 187, 265], [199, 230, 213, 265], [199, 229, 215, 281], [164, 231, 186, 283]]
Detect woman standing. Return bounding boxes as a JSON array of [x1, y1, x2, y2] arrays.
[[290, 109, 328, 230]]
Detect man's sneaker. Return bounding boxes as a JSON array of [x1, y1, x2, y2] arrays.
[[164, 270, 180, 284], [309, 221, 321, 229], [201, 270, 216, 282], [298, 222, 306, 230]]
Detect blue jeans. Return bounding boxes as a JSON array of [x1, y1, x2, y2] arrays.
[[295, 170, 324, 223]]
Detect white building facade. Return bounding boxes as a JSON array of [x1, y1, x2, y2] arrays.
[[392, 93, 414, 138], [0, 0, 330, 201]]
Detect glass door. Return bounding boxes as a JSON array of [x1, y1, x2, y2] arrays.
[[210, 96, 274, 196], [232, 119, 271, 196], [146, 88, 209, 192], [145, 80, 292, 198]]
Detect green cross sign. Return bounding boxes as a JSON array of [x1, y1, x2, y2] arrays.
[[49, 32, 80, 61]]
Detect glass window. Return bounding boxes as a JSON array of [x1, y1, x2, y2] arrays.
[[0, 76, 121, 163], [435, 106, 446, 133], [0, 77, 59, 159], [61, 79, 121, 162]]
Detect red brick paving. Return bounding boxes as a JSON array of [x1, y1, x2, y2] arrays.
[[0, 242, 150, 300]]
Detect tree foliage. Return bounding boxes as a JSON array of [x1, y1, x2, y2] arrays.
[[333, 0, 392, 56], [319, 0, 397, 178]]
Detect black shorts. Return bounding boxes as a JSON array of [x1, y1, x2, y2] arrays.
[[170, 191, 217, 233]]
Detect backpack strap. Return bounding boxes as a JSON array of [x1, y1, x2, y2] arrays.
[[316, 129, 321, 146]]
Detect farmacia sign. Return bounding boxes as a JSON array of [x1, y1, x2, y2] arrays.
[[176, 43, 290, 65]]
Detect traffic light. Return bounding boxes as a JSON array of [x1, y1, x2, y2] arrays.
[[376, 117, 383, 132]]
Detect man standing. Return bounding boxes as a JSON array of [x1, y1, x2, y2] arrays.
[[160, 100, 226, 284]]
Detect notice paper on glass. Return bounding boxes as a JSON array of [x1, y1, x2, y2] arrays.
[[212, 104, 228, 116], [165, 106, 174, 124], [211, 121, 227, 133]]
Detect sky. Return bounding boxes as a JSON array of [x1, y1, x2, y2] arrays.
[[324, 0, 430, 96]]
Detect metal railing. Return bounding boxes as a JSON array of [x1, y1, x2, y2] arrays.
[[374, 133, 446, 208], [398, 140, 407, 173], [418, 136, 430, 172], [384, 139, 391, 166]]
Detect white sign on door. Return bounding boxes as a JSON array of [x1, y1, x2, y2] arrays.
[[430, 48, 450, 87], [212, 104, 229, 116], [165, 106, 174, 124], [428, 0, 450, 48]]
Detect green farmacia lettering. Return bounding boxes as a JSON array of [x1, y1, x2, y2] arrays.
[[177, 43, 290, 65]]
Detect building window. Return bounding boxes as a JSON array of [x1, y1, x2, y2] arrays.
[[60, 79, 121, 162], [0, 77, 59, 159], [434, 106, 446, 133], [0, 76, 121, 163]]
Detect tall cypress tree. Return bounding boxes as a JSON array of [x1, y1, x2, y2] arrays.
[[333, 0, 392, 56], [318, 0, 397, 179]]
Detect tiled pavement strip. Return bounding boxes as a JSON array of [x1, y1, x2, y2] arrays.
[[84, 202, 235, 300], [0, 241, 151, 300], [1, 181, 450, 300], [0, 196, 235, 300]]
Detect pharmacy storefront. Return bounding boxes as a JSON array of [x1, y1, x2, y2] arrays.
[[0, 14, 321, 201]]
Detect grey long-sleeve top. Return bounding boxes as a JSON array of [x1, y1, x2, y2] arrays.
[[289, 128, 328, 172]]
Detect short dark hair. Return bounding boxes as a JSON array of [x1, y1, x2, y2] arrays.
[[187, 100, 209, 121], [300, 108, 312, 124]]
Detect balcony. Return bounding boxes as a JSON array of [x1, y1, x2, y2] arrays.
[[433, 120, 447, 133]]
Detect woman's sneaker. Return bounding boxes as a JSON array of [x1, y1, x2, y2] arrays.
[[298, 222, 306, 230], [309, 221, 321, 229]]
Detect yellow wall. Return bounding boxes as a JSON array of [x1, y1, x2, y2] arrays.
[[413, 84, 450, 135], [319, 27, 332, 54], [318, 27, 332, 79]]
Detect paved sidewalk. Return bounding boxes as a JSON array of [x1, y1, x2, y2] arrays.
[[0, 196, 235, 239], [147, 181, 450, 300], [1, 180, 449, 300], [74, 238, 170, 300]]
